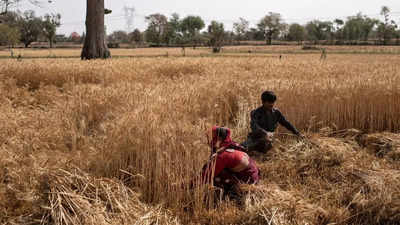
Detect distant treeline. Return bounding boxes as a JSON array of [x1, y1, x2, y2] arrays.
[[107, 6, 400, 47], [1, 5, 399, 48]]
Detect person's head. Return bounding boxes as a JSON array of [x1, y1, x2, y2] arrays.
[[261, 91, 277, 110], [206, 126, 231, 151], [214, 127, 228, 141]]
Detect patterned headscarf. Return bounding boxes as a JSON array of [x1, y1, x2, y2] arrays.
[[207, 126, 244, 153]]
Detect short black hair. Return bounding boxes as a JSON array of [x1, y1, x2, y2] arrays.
[[261, 91, 277, 103]]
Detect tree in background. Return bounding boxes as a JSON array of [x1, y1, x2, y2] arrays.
[[343, 15, 363, 42], [81, 0, 111, 59], [287, 23, 305, 44], [130, 28, 142, 43], [0, 0, 20, 15], [258, 12, 286, 45], [305, 20, 333, 44], [0, 10, 18, 26], [180, 15, 205, 47], [233, 17, 249, 41], [163, 13, 181, 45], [108, 30, 129, 43], [208, 20, 225, 53], [247, 27, 264, 41], [333, 19, 345, 42], [360, 16, 379, 41], [145, 13, 168, 45], [1, 0, 52, 15], [0, 23, 20, 47], [18, 10, 42, 47], [377, 6, 398, 45], [343, 13, 378, 43], [42, 13, 60, 48]]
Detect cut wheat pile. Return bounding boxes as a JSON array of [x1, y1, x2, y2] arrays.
[[0, 54, 399, 225]]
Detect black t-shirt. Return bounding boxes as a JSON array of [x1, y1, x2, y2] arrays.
[[249, 106, 299, 137]]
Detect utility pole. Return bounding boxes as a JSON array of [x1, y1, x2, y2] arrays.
[[123, 4, 135, 33]]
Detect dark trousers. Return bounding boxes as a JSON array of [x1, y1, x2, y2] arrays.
[[242, 135, 272, 153]]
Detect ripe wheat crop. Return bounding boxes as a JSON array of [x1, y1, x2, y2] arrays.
[[0, 54, 399, 225]]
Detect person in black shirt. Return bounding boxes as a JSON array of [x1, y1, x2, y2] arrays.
[[244, 91, 303, 153]]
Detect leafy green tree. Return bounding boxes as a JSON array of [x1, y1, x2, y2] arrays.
[[343, 15, 363, 41], [108, 30, 129, 43], [360, 17, 379, 41], [233, 17, 249, 41], [163, 13, 181, 45], [305, 20, 333, 43], [130, 28, 142, 43], [207, 20, 225, 53], [257, 12, 286, 45], [247, 27, 264, 41], [145, 13, 168, 45], [0, 23, 20, 46], [42, 13, 60, 48], [180, 15, 205, 47], [343, 13, 378, 42], [18, 10, 42, 47], [287, 23, 305, 44]]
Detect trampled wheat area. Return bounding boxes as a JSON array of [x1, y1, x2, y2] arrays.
[[0, 54, 400, 225]]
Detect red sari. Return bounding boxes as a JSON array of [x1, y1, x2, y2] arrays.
[[203, 126, 260, 185]]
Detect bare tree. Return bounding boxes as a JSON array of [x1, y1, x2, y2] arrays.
[[1, 0, 20, 14], [233, 17, 249, 41], [378, 6, 397, 45], [1, 0, 51, 14], [42, 13, 60, 48], [81, 0, 110, 60]]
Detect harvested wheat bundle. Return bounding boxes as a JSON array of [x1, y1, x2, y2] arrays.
[[42, 167, 180, 225], [240, 184, 327, 225], [345, 169, 400, 225], [356, 133, 400, 160]]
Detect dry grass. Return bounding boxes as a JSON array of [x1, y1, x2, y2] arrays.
[[1, 54, 400, 224]]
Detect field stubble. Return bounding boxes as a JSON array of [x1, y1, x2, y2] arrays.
[[0, 54, 400, 224]]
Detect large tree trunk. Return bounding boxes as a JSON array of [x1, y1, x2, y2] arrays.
[[81, 0, 110, 60]]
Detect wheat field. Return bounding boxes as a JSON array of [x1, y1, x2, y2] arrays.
[[0, 52, 400, 225]]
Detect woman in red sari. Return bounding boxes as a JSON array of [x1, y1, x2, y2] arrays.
[[202, 126, 260, 189]]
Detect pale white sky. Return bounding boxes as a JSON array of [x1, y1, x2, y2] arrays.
[[16, 0, 400, 36]]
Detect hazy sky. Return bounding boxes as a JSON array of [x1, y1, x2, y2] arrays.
[[17, 0, 400, 36]]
